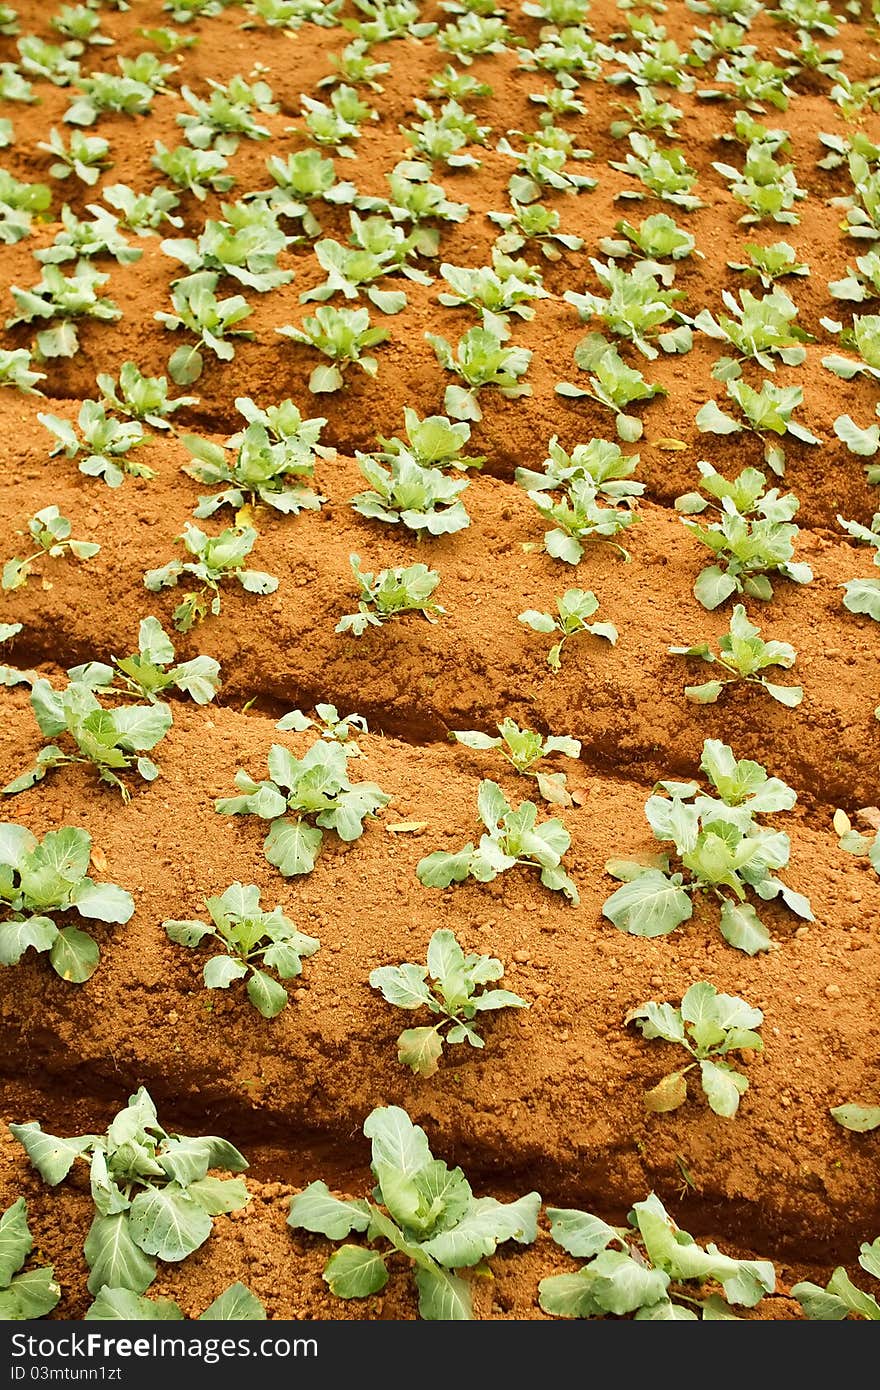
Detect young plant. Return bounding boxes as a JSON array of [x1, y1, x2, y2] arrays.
[[35, 207, 140, 268], [65, 71, 154, 126], [693, 288, 811, 376], [426, 326, 531, 421], [0, 1199, 61, 1319], [564, 260, 690, 360], [288, 1105, 540, 1320], [259, 148, 355, 236], [497, 127, 596, 204], [726, 240, 809, 289], [488, 200, 584, 261], [669, 604, 802, 707], [161, 206, 294, 294], [519, 589, 618, 670], [37, 127, 110, 185], [712, 144, 806, 224], [437, 257, 549, 336], [151, 143, 234, 201], [5, 675, 172, 801], [823, 315, 880, 382], [370, 928, 527, 1076], [838, 512, 880, 622], [52, 3, 111, 44], [0, 348, 44, 395], [829, 249, 880, 303], [86, 1282, 265, 1321], [525, 473, 639, 564], [182, 401, 327, 519], [155, 271, 254, 385], [793, 1242, 880, 1321], [610, 134, 704, 210], [144, 524, 278, 633], [164, 882, 319, 1019], [625, 981, 764, 1117], [176, 76, 276, 155], [2, 506, 99, 591], [350, 453, 470, 536], [301, 86, 377, 158], [597, 213, 697, 280], [336, 554, 444, 635], [215, 739, 390, 877], [356, 160, 468, 256], [450, 718, 580, 805], [276, 306, 389, 393], [539, 1192, 775, 1320], [417, 779, 579, 904], [69, 616, 221, 706], [96, 361, 197, 429], [695, 378, 819, 476], [11, 1088, 249, 1295], [275, 703, 367, 751], [556, 333, 666, 441], [0, 823, 134, 982], [516, 436, 644, 503], [0, 621, 24, 688], [7, 261, 120, 359], [676, 461, 812, 608], [603, 738, 813, 954], [39, 402, 149, 488], [375, 408, 484, 471], [101, 182, 182, 235], [0, 168, 51, 245]]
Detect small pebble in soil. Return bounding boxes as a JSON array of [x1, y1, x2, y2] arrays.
[[825, 984, 841, 998]]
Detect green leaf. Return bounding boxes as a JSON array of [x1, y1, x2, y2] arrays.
[[0, 1266, 61, 1319], [0, 1198, 30, 1284], [128, 1185, 213, 1262], [545, 1208, 618, 1259], [84, 1212, 156, 1295], [602, 870, 692, 937], [538, 1270, 602, 1318], [9, 1123, 94, 1186], [718, 899, 774, 955], [49, 926, 100, 983], [86, 1287, 184, 1320], [699, 1059, 748, 1117], [69, 879, 134, 924], [0, 916, 57, 966], [287, 1182, 371, 1240], [246, 969, 288, 1017], [200, 1282, 266, 1320], [203, 955, 248, 989], [397, 1026, 444, 1076], [324, 1245, 388, 1299], [264, 817, 323, 876], [414, 1264, 472, 1320], [831, 1104, 880, 1133], [187, 1177, 249, 1215]]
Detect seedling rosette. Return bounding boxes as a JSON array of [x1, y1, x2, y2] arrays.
[[288, 1105, 540, 1319], [4, 677, 173, 801], [144, 523, 278, 632], [336, 554, 444, 634], [3, 505, 99, 591], [164, 881, 319, 1018], [669, 603, 802, 706], [215, 738, 390, 877], [417, 778, 579, 903], [519, 589, 618, 670], [603, 738, 813, 953], [626, 981, 764, 1117], [0, 823, 134, 982], [0, 1199, 60, 1318], [11, 1088, 249, 1294], [370, 928, 527, 1075], [539, 1192, 775, 1319]]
